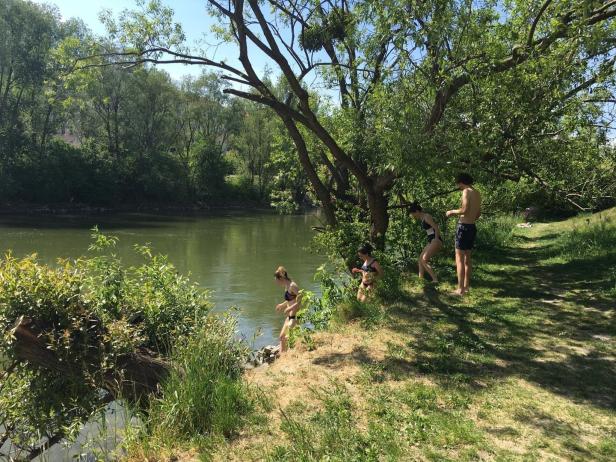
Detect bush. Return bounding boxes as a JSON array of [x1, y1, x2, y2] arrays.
[[224, 174, 262, 202], [386, 207, 440, 271], [0, 231, 245, 458], [311, 206, 369, 270], [556, 216, 616, 259], [301, 265, 356, 329], [474, 214, 520, 251]]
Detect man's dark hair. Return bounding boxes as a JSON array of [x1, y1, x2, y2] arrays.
[[455, 172, 474, 185], [408, 202, 423, 213]]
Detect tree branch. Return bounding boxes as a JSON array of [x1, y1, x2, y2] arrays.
[[424, 0, 616, 132], [527, 0, 554, 48], [562, 55, 616, 101]]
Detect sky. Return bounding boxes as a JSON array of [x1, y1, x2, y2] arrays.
[[35, 0, 272, 82]]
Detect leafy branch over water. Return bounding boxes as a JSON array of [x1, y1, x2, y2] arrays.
[[0, 229, 248, 459]]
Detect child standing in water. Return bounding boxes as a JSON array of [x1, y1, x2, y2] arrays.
[[352, 243, 383, 302], [408, 202, 443, 283], [274, 266, 300, 353]]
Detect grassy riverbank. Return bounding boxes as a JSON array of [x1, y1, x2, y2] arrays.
[[202, 209, 616, 461], [127, 209, 616, 461]]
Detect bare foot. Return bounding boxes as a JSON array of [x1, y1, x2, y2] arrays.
[[451, 288, 465, 296]]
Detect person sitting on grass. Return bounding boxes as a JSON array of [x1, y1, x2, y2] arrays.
[[274, 266, 300, 353], [446, 172, 482, 296], [408, 202, 443, 283], [351, 243, 383, 302]]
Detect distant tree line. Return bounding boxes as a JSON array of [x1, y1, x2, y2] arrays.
[[2, 0, 616, 235], [0, 0, 309, 209]]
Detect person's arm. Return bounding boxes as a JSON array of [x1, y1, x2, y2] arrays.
[[372, 260, 384, 279], [446, 190, 469, 217], [351, 266, 363, 274], [424, 214, 441, 239]]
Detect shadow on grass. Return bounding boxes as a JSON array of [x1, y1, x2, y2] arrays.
[[514, 405, 597, 458], [309, 230, 615, 410], [312, 345, 375, 368], [397, 238, 614, 406]]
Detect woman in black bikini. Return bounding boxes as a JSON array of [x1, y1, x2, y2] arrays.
[[274, 266, 300, 353], [409, 202, 442, 283], [351, 243, 383, 302]]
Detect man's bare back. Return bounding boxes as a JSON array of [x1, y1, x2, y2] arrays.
[[459, 187, 481, 224]]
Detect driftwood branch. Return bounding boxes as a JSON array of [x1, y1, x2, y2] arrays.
[[10, 317, 171, 403]]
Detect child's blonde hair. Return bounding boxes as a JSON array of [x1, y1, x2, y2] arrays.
[[274, 266, 290, 280]]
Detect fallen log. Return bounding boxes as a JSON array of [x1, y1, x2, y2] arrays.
[[10, 316, 171, 403]]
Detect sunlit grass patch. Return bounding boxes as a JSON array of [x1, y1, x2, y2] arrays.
[[212, 209, 616, 461], [265, 381, 483, 461]]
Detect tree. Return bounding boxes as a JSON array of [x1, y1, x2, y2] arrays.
[[177, 72, 240, 198], [0, 1, 60, 156], [87, 0, 616, 246], [233, 100, 276, 198]]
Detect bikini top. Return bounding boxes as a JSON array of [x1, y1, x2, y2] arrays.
[[284, 287, 298, 301], [421, 217, 435, 235], [361, 259, 378, 273]]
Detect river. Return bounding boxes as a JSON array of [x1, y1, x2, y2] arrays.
[[0, 210, 326, 460], [0, 210, 325, 349]]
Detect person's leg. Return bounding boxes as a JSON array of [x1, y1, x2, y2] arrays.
[[279, 321, 289, 353], [463, 251, 472, 292], [357, 284, 366, 302], [418, 248, 428, 279], [454, 249, 465, 295], [421, 240, 442, 282]]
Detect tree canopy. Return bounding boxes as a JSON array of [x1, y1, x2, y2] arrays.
[[83, 0, 616, 245]]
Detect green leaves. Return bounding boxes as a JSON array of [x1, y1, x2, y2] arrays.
[[0, 232, 215, 453], [100, 0, 185, 54]]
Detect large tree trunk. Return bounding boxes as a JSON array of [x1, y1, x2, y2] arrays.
[[367, 190, 389, 250], [11, 317, 170, 404], [281, 116, 337, 226]]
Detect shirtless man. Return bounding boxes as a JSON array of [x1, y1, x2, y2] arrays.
[[446, 173, 482, 296]]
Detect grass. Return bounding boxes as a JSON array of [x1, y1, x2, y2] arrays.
[[122, 315, 255, 461], [207, 208, 616, 462]]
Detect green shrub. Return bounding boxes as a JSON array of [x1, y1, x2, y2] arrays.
[[474, 214, 520, 251], [311, 206, 369, 270], [0, 231, 243, 458], [297, 265, 356, 331], [556, 217, 616, 259], [386, 207, 442, 271]]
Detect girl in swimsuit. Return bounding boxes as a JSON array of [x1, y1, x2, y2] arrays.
[[274, 266, 300, 353], [351, 243, 383, 302], [409, 202, 443, 283]]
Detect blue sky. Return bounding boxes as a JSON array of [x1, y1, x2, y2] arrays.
[[36, 0, 271, 81]]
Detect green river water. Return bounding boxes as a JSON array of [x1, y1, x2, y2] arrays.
[[0, 210, 324, 349]]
